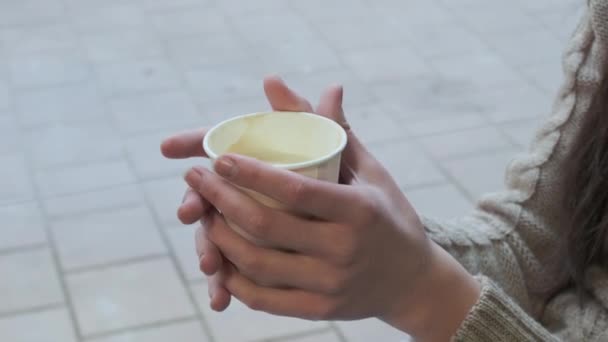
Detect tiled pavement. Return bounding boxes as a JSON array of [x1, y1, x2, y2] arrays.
[[0, 0, 581, 341]]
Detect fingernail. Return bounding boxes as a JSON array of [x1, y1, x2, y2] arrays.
[[192, 166, 205, 176], [215, 158, 236, 178]]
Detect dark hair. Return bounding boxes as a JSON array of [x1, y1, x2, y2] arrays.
[[562, 75, 608, 296]]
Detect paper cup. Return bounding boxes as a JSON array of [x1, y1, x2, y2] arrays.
[[203, 111, 348, 245]]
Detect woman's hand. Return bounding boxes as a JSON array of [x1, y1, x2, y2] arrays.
[[163, 76, 480, 340]]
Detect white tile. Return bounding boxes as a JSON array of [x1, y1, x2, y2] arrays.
[[143, 176, 193, 226], [0, 79, 9, 109], [200, 96, 272, 125], [9, 50, 90, 88], [418, 126, 512, 160], [166, 227, 202, 281], [347, 104, 407, 145], [429, 52, 525, 92], [125, 130, 209, 180], [486, 29, 564, 68], [500, 119, 543, 149], [0, 0, 65, 27], [185, 64, 266, 104], [404, 113, 487, 137], [371, 76, 481, 121], [165, 32, 253, 70], [70, 4, 148, 34], [281, 69, 375, 108], [280, 331, 341, 342], [51, 206, 167, 270], [192, 282, 329, 342], [88, 320, 210, 342], [43, 184, 144, 218], [442, 149, 517, 199], [82, 30, 164, 64], [0, 24, 78, 56], [255, 38, 343, 75], [137, 0, 208, 11], [25, 120, 123, 170], [536, 6, 583, 43], [0, 249, 64, 314], [109, 91, 202, 135], [367, 140, 445, 188], [0, 113, 22, 155], [406, 183, 473, 219], [520, 59, 565, 96], [96, 59, 181, 96], [315, 16, 409, 52], [150, 7, 230, 37], [336, 319, 409, 342], [231, 10, 317, 46], [343, 47, 431, 83], [216, 0, 288, 15], [0, 154, 35, 205], [67, 258, 196, 336], [374, 1, 455, 30], [472, 84, 551, 123], [449, 4, 541, 35], [35, 159, 136, 197], [400, 24, 488, 59], [291, 0, 371, 25], [0, 202, 46, 250], [0, 309, 77, 342], [15, 82, 106, 127]]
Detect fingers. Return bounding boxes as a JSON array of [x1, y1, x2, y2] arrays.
[[212, 154, 368, 222], [208, 265, 232, 312], [264, 76, 313, 113], [205, 211, 338, 292], [195, 225, 223, 276], [224, 265, 339, 321], [184, 167, 329, 253], [178, 188, 210, 225], [161, 128, 208, 159]]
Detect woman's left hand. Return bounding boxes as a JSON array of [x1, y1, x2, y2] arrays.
[[183, 142, 480, 341]]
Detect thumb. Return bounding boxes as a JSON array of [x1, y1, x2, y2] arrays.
[[316, 86, 384, 184]]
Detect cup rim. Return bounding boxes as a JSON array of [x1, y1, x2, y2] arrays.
[[202, 111, 348, 170]]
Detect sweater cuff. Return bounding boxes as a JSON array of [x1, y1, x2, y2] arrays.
[[453, 276, 559, 342]]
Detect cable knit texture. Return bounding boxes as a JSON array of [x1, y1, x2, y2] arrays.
[[422, 1, 608, 340]]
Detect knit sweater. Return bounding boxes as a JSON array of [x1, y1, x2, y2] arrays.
[[422, 1, 608, 340]]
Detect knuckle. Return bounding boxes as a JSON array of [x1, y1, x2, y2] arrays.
[[358, 192, 382, 224], [246, 211, 270, 237], [205, 184, 222, 205], [332, 232, 358, 266], [321, 272, 348, 295], [243, 295, 265, 312], [240, 253, 265, 275], [285, 178, 309, 205]]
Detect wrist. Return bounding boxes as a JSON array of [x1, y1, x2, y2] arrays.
[[382, 242, 481, 342]]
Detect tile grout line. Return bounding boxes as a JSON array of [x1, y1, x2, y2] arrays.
[[0, 303, 65, 320], [261, 327, 337, 342], [109, 4, 219, 342], [82, 315, 199, 341], [16, 1, 87, 340], [61, 253, 170, 276], [0, 242, 47, 257]]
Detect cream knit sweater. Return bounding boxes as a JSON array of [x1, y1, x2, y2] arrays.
[[423, 1, 608, 340]]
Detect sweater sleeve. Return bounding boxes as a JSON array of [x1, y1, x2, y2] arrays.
[[453, 276, 559, 342], [421, 3, 608, 339]]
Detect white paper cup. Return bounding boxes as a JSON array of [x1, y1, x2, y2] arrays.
[[203, 111, 348, 245]]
